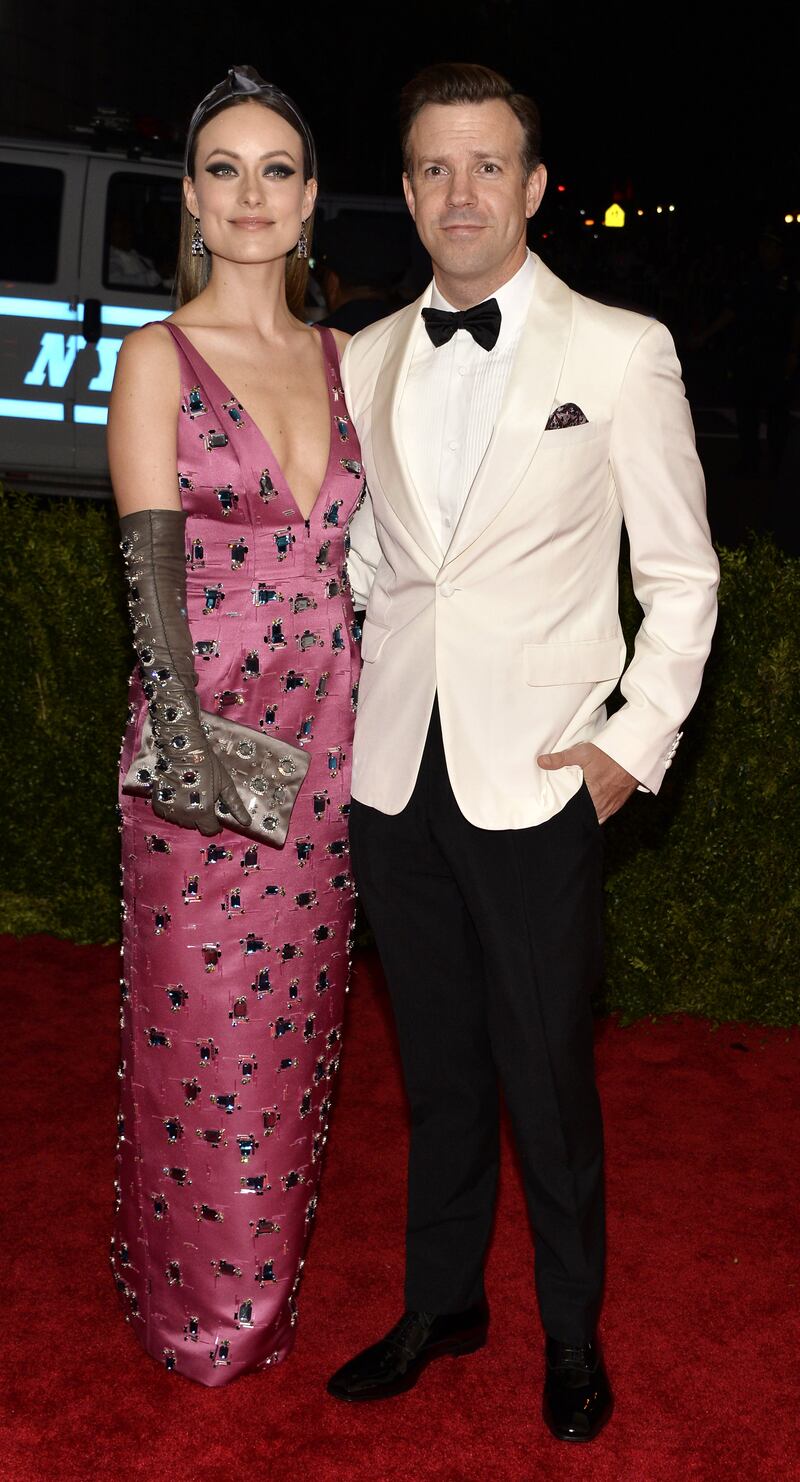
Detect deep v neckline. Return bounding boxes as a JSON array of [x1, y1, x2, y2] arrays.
[[168, 321, 338, 525]]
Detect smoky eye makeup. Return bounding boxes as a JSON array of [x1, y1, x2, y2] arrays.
[[203, 151, 298, 177], [205, 163, 297, 181]]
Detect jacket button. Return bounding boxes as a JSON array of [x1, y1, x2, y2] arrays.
[[439, 582, 454, 598]]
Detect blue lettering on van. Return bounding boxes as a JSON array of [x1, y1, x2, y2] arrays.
[[24, 332, 124, 393], [88, 339, 124, 392], [25, 333, 85, 389], [0, 297, 170, 423]]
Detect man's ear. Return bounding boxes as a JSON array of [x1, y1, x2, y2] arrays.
[[402, 172, 417, 222], [525, 164, 547, 221]]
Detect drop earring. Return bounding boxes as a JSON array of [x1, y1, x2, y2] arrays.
[[297, 221, 308, 260], [191, 218, 205, 257]]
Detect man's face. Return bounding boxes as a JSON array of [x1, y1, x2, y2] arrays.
[[403, 99, 546, 292]]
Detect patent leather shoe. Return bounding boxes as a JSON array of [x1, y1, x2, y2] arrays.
[[542, 1335, 613, 1441], [327, 1303, 489, 1401]]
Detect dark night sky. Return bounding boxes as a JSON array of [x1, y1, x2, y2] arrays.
[[2, 1, 798, 227]]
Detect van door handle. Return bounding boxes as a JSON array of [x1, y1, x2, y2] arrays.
[[82, 298, 102, 345]]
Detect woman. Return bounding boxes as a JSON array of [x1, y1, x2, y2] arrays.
[[108, 65, 363, 1385]]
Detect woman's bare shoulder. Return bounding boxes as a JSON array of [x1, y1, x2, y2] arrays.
[[115, 320, 177, 372], [113, 322, 180, 398], [108, 322, 182, 511]]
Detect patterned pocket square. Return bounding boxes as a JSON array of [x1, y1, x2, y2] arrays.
[[545, 403, 588, 430]]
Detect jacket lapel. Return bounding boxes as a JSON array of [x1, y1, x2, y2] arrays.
[[370, 284, 443, 568], [443, 257, 574, 567]]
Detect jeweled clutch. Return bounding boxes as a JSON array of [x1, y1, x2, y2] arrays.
[[122, 710, 310, 846]]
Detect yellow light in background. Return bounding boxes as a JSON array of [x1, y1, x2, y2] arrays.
[[637, 208, 644, 216], [604, 203, 625, 228], [669, 204, 676, 212], [584, 218, 596, 226], [786, 214, 794, 223], [656, 205, 663, 214]]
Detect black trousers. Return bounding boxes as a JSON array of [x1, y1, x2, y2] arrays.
[[350, 699, 606, 1343]]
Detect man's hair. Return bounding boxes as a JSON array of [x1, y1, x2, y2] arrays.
[[399, 62, 543, 178]]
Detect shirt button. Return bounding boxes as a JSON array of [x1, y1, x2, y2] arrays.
[[458, 366, 468, 377], [448, 440, 459, 451]]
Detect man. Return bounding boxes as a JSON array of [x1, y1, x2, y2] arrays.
[[328, 63, 718, 1442]]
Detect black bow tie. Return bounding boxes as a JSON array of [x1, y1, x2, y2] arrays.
[[421, 298, 502, 352]]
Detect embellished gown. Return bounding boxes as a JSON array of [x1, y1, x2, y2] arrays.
[[112, 323, 363, 1385]]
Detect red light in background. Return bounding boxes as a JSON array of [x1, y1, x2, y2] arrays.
[[557, 184, 566, 192]]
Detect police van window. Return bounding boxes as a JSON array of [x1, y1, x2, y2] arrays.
[[0, 163, 64, 283], [103, 172, 182, 294]]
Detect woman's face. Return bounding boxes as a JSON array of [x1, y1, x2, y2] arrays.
[[184, 98, 316, 267]]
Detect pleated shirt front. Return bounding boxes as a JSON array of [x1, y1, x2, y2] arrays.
[[398, 250, 537, 556]]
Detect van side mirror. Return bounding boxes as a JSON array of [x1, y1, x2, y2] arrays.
[[82, 298, 102, 345]]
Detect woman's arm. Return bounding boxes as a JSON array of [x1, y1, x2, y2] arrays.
[[108, 323, 182, 516], [111, 322, 249, 835]]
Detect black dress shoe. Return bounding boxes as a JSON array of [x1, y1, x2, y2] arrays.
[[542, 1336, 613, 1442], [327, 1303, 489, 1401]]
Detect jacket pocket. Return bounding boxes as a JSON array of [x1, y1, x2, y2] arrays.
[[360, 620, 390, 663], [541, 420, 610, 446], [524, 637, 622, 685]]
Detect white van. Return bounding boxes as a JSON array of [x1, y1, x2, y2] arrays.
[[0, 135, 409, 497]]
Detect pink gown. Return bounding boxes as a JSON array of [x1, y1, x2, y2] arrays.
[[112, 323, 363, 1385]]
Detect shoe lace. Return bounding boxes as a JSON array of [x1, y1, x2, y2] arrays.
[[388, 1311, 435, 1356], [553, 1342, 595, 1370]]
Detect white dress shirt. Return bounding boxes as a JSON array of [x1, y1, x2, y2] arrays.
[[398, 250, 537, 555]]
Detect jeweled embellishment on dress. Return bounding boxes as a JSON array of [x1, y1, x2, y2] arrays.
[[184, 386, 207, 418], [216, 484, 238, 515], [259, 468, 277, 502], [222, 398, 245, 426]]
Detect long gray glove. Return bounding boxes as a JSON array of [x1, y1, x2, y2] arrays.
[[119, 507, 251, 837]]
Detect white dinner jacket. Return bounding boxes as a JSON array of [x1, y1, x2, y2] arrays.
[[341, 255, 719, 829]]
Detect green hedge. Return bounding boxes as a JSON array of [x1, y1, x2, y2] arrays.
[[1, 488, 130, 942], [603, 537, 799, 1024], [1, 486, 798, 1023]]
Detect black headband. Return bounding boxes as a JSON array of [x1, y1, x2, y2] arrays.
[[184, 64, 318, 180]]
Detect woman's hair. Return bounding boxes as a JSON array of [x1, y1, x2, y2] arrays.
[[176, 67, 317, 315], [398, 62, 542, 180]]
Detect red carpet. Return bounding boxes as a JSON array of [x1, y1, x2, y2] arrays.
[[2, 936, 799, 1482]]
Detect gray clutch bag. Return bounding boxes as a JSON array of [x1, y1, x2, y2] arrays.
[[122, 710, 310, 846]]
